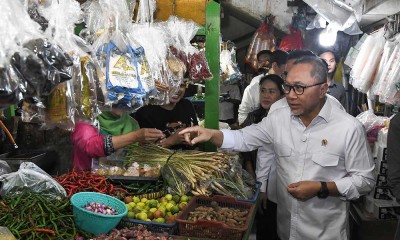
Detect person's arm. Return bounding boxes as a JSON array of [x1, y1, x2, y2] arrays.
[[287, 120, 375, 201], [112, 128, 164, 150], [256, 147, 271, 209], [287, 181, 340, 200], [180, 126, 224, 147], [388, 114, 400, 201], [71, 122, 106, 158], [180, 116, 273, 152]]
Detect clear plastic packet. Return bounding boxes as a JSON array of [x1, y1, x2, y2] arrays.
[[220, 47, 242, 85], [0, 162, 67, 199], [41, 80, 75, 131], [0, 66, 23, 109], [0, 160, 12, 176], [135, 0, 157, 23], [207, 156, 256, 200], [188, 50, 213, 82], [356, 110, 388, 142], [79, 1, 104, 44], [162, 163, 191, 196], [166, 16, 200, 67], [167, 50, 186, 81], [26, 0, 49, 31]]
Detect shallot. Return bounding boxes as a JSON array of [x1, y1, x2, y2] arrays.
[[82, 202, 118, 215]]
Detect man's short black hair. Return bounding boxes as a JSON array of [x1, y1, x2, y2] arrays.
[[257, 50, 272, 60], [270, 50, 288, 66]]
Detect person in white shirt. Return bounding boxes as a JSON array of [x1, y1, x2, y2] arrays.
[[238, 50, 288, 125], [180, 55, 375, 240], [219, 84, 241, 125], [240, 74, 284, 240]]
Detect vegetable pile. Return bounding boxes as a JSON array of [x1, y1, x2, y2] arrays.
[[112, 180, 165, 198], [187, 201, 249, 227], [83, 202, 118, 215], [0, 192, 79, 239], [90, 225, 173, 240], [124, 144, 231, 196], [55, 170, 127, 198]]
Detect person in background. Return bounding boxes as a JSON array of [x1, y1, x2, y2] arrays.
[[238, 50, 288, 125], [387, 113, 400, 239], [71, 109, 164, 171], [133, 83, 198, 149], [240, 74, 284, 240], [180, 56, 375, 240], [219, 83, 241, 126], [319, 49, 346, 107]]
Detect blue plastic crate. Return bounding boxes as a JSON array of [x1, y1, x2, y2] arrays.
[[237, 181, 261, 203]]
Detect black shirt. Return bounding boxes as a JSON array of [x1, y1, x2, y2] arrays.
[[133, 99, 198, 149]]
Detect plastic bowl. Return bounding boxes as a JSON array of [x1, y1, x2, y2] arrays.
[[70, 192, 128, 235]]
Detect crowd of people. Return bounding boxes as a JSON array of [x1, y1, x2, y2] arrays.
[[71, 48, 381, 240]]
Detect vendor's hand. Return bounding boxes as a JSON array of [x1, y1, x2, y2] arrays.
[[258, 192, 268, 213], [179, 126, 213, 145], [159, 128, 186, 148], [287, 181, 320, 201], [135, 128, 165, 144]]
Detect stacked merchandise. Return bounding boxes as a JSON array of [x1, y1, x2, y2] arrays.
[[364, 128, 400, 220]]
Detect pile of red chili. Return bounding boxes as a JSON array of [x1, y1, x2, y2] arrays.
[[55, 170, 127, 198]]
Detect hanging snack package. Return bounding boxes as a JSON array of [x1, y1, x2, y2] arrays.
[[220, 46, 242, 85], [166, 16, 212, 82], [128, 22, 171, 105], [38, 0, 84, 129], [93, 0, 146, 110], [189, 50, 213, 82], [244, 16, 276, 71], [80, 1, 104, 44], [135, 0, 157, 24], [26, 0, 49, 31]]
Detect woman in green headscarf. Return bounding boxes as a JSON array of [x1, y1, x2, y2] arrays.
[[71, 109, 164, 170]]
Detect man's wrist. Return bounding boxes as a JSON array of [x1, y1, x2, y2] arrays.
[[317, 181, 329, 198]]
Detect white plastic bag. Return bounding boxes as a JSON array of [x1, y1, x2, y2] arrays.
[[0, 162, 66, 199]]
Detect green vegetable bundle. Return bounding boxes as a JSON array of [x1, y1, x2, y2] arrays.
[[124, 144, 232, 196], [0, 192, 89, 239]]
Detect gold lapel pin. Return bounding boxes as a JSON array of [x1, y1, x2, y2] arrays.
[[321, 139, 328, 146]]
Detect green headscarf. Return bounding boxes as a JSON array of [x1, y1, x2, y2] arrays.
[[97, 111, 139, 136]]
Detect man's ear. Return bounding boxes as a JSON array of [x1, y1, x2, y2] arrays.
[[271, 62, 278, 70], [320, 82, 328, 98]]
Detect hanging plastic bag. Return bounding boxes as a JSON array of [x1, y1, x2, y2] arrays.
[[356, 110, 388, 142], [0, 160, 12, 177], [245, 16, 276, 71], [220, 47, 242, 85], [0, 162, 67, 199], [135, 0, 156, 24], [189, 49, 213, 82], [278, 27, 303, 52]]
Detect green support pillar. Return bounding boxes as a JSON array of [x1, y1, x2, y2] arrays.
[[3, 105, 15, 119], [204, 0, 220, 152]]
